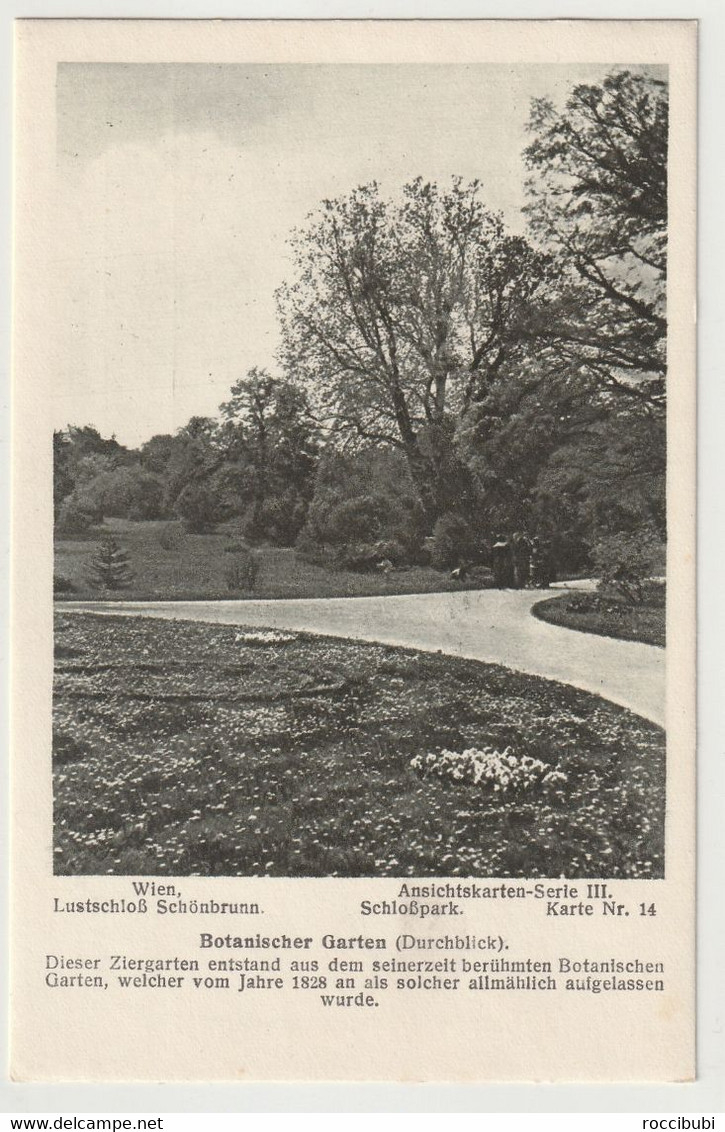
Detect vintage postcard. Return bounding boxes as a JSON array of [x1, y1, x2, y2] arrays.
[[11, 19, 696, 1081]]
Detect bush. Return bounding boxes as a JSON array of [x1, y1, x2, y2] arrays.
[[294, 527, 327, 566], [71, 465, 166, 521], [56, 497, 96, 537], [53, 573, 76, 595], [87, 535, 134, 591], [156, 523, 185, 552], [430, 513, 475, 571], [241, 492, 309, 547], [225, 549, 259, 593], [464, 565, 495, 588], [327, 495, 385, 544], [297, 450, 427, 568], [123, 472, 166, 520], [590, 530, 662, 605], [370, 538, 407, 567], [175, 482, 224, 533], [335, 538, 407, 573], [295, 495, 383, 568]]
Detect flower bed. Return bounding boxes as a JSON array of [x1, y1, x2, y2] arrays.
[[411, 747, 567, 796], [234, 629, 298, 645], [53, 612, 665, 878]]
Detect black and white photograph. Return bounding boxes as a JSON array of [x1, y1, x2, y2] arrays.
[[9, 15, 704, 1090], [51, 59, 669, 881]]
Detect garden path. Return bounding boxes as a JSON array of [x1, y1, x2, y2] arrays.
[[58, 587, 665, 726]]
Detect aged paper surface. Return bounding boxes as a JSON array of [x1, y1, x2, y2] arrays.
[[11, 19, 696, 1082]]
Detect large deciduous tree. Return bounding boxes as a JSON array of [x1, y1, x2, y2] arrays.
[[142, 421, 221, 516], [523, 69, 668, 411], [519, 68, 669, 548], [219, 368, 318, 543], [276, 178, 549, 525]]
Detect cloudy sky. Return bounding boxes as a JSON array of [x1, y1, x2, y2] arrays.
[[54, 62, 638, 447]]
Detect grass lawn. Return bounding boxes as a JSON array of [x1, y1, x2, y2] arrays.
[[532, 586, 665, 648], [55, 518, 481, 601], [54, 612, 665, 878]]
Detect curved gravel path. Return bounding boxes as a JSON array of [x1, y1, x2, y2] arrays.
[[57, 587, 665, 726]]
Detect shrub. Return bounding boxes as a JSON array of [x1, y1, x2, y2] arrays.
[[370, 538, 407, 567], [327, 496, 385, 544], [156, 523, 185, 552], [294, 527, 328, 566], [335, 538, 407, 573], [297, 449, 427, 568], [175, 482, 224, 533], [430, 512, 475, 571], [590, 530, 662, 605], [242, 492, 309, 547], [225, 549, 259, 593], [464, 565, 495, 588], [87, 534, 134, 590], [53, 573, 76, 595], [123, 471, 166, 520], [394, 499, 429, 563], [55, 497, 96, 537]]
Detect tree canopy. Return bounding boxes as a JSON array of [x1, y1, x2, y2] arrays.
[[219, 368, 318, 542], [524, 70, 668, 410], [277, 178, 550, 522]]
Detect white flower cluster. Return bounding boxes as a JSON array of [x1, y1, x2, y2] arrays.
[[234, 630, 297, 645], [410, 746, 567, 795]]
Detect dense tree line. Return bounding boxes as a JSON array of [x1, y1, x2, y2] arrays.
[[54, 372, 319, 546], [55, 69, 667, 578]]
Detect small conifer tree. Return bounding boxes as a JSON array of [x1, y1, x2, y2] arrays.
[[88, 534, 134, 590]]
